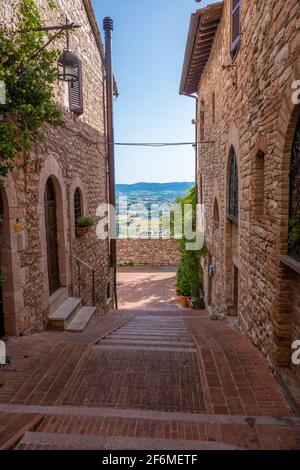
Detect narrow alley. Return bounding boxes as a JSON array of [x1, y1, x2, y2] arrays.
[[0, 268, 299, 450]]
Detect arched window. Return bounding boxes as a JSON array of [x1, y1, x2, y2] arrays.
[[254, 149, 265, 217], [228, 147, 239, 223], [74, 187, 83, 225], [288, 116, 300, 260]]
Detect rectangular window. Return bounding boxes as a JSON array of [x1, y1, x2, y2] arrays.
[[231, 0, 241, 57], [69, 62, 83, 114], [254, 150, 265, 217]]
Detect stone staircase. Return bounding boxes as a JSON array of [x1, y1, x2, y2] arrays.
[[48, 287, 96, 333]]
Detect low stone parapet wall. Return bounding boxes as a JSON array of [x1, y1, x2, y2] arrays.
[[117, 239, 181, 266]]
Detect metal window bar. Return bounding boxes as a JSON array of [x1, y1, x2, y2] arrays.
[[289, 118, 300, 260]]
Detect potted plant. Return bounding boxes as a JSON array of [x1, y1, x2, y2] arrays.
[[189, 296, 205, 310], [176, 289, 190, 308], [76, 216, 94, 237], [176, 265, 191, 308]]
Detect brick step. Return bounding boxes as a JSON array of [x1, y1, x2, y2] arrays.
[[114, 328, 187, 337], [101, 338, 195, 348], [94, 344, 197, 352], [105, 335, 192, 342], [66, 307, 97, 333], [120, 326, 186, 330], [48, 287, 69, 315], [0, 412, 44, 450], [48, 298, 82, 331], [16, 431, 238, 450], [8, 406, 300, 450]]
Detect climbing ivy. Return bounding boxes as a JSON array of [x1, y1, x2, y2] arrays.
[[175, 187, 207, 299], [0, 0, 62, 185]]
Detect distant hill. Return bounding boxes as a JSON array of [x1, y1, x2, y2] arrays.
[[116, 182, 194, 195], [116, 182, 194, 237]]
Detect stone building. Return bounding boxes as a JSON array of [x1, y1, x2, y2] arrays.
[[0, 0, 115, 336], [180, 0, 300, 378]]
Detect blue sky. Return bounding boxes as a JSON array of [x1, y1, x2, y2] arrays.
[[92, 0, 213, 184]]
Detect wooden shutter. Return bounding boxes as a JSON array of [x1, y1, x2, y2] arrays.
[[231, 0, 241, 55], [69, 60, 83, 114], [74, 188, 83, 224]]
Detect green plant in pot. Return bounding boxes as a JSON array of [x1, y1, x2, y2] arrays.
[[76, 216, 94, 237], [176, 264, 191, 308], [175, 186, 207, 310]]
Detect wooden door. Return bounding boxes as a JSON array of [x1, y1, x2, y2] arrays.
[[45, 178, 60, 295]]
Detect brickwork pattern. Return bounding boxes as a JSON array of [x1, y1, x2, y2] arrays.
[[1, 309, 299, 450]]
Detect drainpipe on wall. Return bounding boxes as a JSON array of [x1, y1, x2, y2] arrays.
[[183, 93, 198, 204], [103, 17, 118, 309]]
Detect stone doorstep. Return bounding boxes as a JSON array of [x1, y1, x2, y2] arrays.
[[48, 287, 69, 315], [66, 307, 97, 333], [48, 297, 82, 331], [17, 431, 239, 450]]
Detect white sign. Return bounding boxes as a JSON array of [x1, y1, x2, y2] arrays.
[[0, 81, 6, 105], [292, 80, 300, 105], [0, 340, 6, 365], [292, 340, 300, 366]]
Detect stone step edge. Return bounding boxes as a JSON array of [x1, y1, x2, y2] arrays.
[[93, 345, 197, 353], [18, 431, 239, 450], [48, 297, 82, 330], [66, 307, 97, 333], [1, 403, 298, 427], [0, 414, 44, 450]]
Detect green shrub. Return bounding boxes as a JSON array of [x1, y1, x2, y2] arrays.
[[175, 186, 206, 299]]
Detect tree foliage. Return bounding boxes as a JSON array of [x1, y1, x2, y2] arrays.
[[0, 0, 62, 185]]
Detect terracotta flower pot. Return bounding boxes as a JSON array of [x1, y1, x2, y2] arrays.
[[176, 295, 189, 308], [75, 226, 89, 237]]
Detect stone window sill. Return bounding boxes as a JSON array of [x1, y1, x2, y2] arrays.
[[279, 255, 300, 275]]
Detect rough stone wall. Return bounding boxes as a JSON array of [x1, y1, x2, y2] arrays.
[[197, 0, 300, 368], [117, 239, 181, 267], [0, 0, 111, 335]]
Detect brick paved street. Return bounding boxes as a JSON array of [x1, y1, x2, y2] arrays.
[[0, 269, 299, 450]]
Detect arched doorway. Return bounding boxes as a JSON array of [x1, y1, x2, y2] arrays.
[[0, 192, 4, 337], [45, 177, 60, 295]]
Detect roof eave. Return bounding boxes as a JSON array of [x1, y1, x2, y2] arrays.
[[179, 2, 224, 96], [179, 12, 200, 96]]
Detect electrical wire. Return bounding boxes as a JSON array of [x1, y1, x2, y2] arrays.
[[63, 124, 214, 147], [114, 142, 214, 147]]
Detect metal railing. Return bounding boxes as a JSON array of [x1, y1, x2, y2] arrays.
[[69, 253, 96, 307]]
